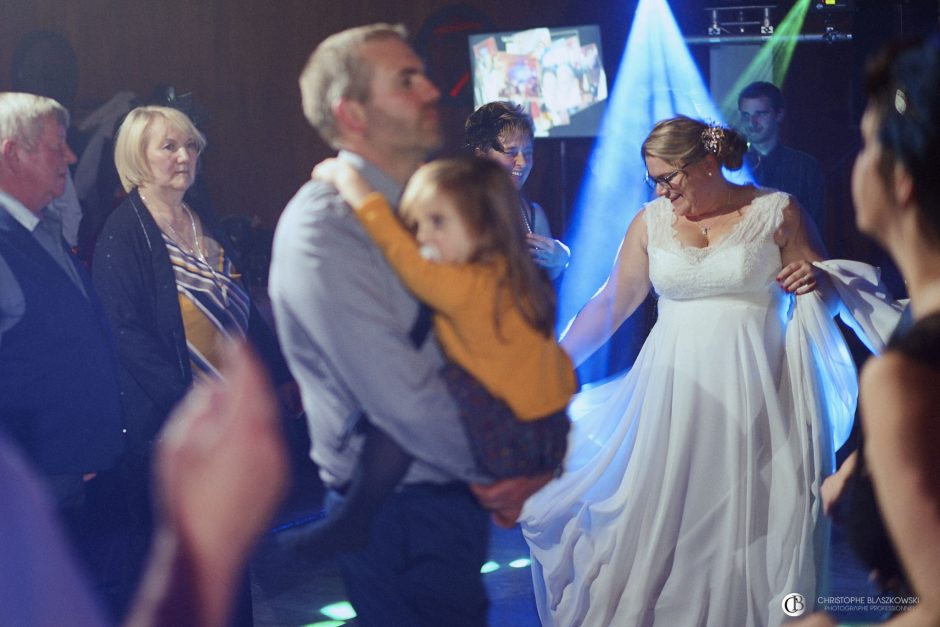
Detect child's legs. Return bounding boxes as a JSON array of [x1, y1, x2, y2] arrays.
[[440, 362, 570, 478]]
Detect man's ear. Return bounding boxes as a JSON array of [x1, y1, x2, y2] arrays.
[[332, 97, 367, 137], [1, 139, 17, 159], [0, 139, 22, 172], [893, 162, 915, 209], [776, 107, 785, 126]]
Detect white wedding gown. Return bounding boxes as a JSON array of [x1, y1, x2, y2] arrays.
[[522, 192, 854, 627]]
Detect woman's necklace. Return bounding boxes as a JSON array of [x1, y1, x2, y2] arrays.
[[698, 211, 736, 239], [519, 197, 533, 234], [693, 188, 738, 243], [141, 192, 229, 303]]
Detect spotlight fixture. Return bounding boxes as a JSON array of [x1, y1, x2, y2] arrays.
[[822, 22, 851, 43], [703, 5, 777, 37], [708, 9, 722, 36], [814, 0, 854, 44], [760, 7, 774, 35], [812, 0, 855, 12], [689, 2, 853, 45]]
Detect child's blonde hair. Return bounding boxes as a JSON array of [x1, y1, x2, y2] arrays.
[[400, 156, 556, 337]]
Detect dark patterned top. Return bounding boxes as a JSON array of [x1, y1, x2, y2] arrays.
[[746, 144, 825, 229], [846, 312, 940, 595]]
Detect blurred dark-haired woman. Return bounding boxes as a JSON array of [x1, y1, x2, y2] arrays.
[[794, 38, 940, 627]]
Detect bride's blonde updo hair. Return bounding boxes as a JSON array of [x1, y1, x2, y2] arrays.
[[642, 115, 748, 170]]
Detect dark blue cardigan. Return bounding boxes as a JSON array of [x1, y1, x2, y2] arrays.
[[92, 189, 290, 453]]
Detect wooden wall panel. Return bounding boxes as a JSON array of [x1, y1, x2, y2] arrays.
[[0, 0, 570, 227]]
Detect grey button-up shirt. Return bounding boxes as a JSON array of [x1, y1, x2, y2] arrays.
[[269, 151, 485, 488]]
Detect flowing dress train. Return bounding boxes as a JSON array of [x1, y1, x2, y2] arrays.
[[522, 192, 854, 627]]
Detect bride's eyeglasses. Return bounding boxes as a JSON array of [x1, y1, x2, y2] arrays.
[[644, 164, 688, 191]]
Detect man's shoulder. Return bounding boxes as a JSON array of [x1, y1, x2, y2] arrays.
[[775, 144, 821, 167], [277, 180, 352, 235], [271, 180, 373, 279], [286, 179, 347, 211]]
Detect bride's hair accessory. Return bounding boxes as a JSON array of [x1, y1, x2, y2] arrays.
[[701, 122, 724, 155]]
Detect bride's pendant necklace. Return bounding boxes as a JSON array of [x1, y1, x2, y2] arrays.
[[699, 212, 734, 240], [141, 192, 229, 304], [696, 188, 736, 243]]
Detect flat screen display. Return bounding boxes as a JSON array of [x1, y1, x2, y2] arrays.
[[469, 25, 608, 138]]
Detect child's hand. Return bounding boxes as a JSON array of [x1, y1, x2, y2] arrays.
[[470, 473, 553, 528], [312, 158, 375, 208]]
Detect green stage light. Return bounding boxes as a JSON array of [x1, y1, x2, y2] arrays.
[[718, 0, 812, 122], [319, 601, 356, 621]]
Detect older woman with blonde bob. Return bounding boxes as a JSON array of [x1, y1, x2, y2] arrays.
[[518, 114, 898, 626], [92, 105, 291, 621]]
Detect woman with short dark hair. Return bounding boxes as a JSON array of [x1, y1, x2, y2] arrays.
[[465, 101, 570, 278], [794, 39, 940, 627]]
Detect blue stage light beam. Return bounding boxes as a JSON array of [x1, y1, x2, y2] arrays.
[[557, 0, 740, 383]]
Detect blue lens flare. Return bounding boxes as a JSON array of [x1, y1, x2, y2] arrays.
[[557, 0, 754, 382]]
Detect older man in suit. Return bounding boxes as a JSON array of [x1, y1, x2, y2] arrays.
[[0, 91, 125, 616]]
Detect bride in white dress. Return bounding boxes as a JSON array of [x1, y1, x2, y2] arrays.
[[521, 116, 847, 627]]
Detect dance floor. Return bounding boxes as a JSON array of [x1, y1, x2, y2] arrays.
[[251, 449, 885, 627]]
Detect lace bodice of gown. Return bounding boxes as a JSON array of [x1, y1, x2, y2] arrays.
[[643, 192, 789, 300]]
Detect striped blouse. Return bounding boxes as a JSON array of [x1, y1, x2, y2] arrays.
[[162, 234, 250, 381]]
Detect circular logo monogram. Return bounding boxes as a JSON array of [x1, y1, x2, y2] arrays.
[[782, 593, 806, 617]]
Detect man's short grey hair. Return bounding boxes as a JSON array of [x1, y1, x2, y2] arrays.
[[299, 23, 408, 147], [0, 92, 70, 150]]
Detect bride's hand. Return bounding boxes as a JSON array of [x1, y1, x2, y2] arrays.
[[777, 260, 819, 295]]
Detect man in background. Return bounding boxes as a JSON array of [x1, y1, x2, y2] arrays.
[[738, 81, 825, 229]]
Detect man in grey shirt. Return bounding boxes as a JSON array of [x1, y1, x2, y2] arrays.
[[269, 24, 548, 626]]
